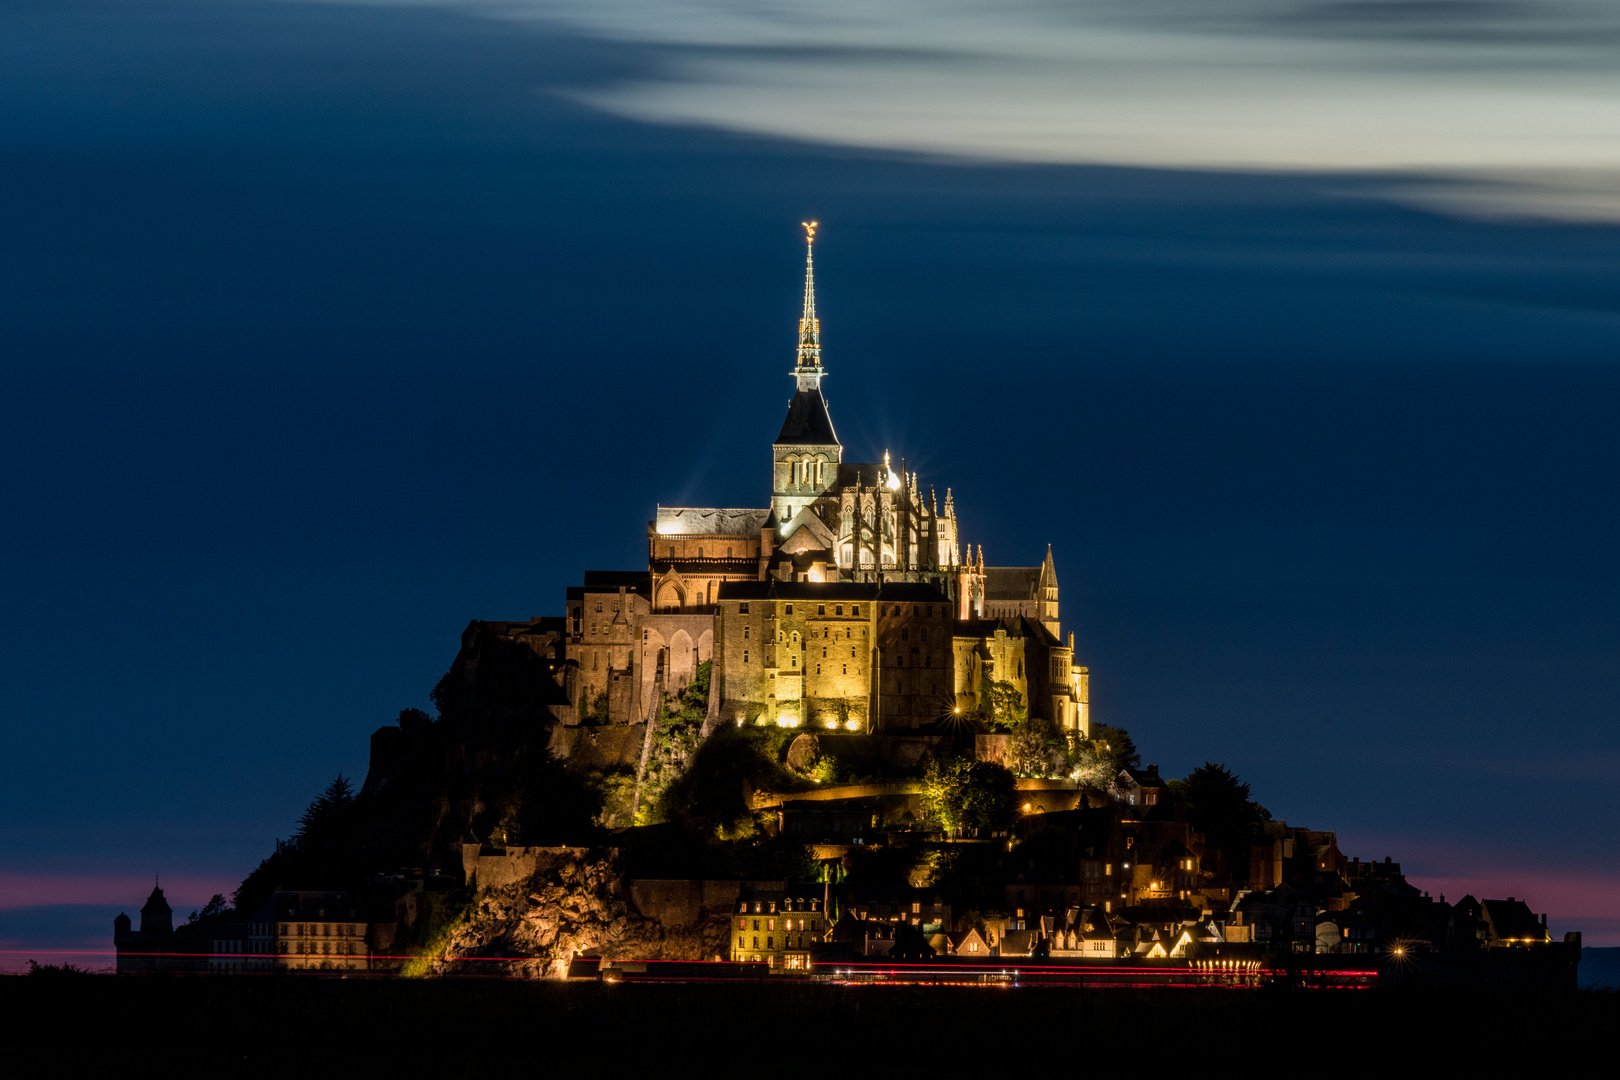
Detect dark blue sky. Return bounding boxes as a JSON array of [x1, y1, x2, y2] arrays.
[[3, 1, 1618, 963]]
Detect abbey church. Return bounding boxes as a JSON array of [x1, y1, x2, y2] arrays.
[[464, 228, 1089, 737]]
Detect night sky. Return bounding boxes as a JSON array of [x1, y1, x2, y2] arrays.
[[3, 0, 1618, 966]]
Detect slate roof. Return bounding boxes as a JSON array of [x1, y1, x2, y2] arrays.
[[775, 388, 840, 446], [874, 582, 952, 604], [984, 566, 1042, 601], [952, 615, 1062, 646]]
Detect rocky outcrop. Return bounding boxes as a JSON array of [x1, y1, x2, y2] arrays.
[[432, 847, 730, 978]]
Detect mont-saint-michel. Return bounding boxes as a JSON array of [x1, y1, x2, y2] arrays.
[[103, 228, 1579, 991]]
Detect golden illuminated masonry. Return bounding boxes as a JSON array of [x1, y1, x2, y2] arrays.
[[559, 228, 1089, 734]]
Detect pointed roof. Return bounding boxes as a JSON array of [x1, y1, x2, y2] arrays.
[[776, 387, 839, 446], [142, 885, 171, 914], [776, 223, 841, 447], [797, 221, 821, 369]]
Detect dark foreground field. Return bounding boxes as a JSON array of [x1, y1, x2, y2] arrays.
[[8, 976, 1615, 1074]]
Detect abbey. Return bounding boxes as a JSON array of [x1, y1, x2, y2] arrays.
[[486, 228, 1089, 736]]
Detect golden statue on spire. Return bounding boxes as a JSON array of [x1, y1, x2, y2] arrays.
[[802, 220, 818, 243]]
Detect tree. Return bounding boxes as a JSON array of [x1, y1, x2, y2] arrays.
[[977, 676, 1027, 731], [234, 775, 363, 913], [922, 757, 1016, 835], [1065, 739, 1115, 789], [294, 775, 356, 850], [1168, 762, 1271, 882], [184, 894, 231, 925], [1086, 724, 1140, 774], [1006, 720, 1063, 777]]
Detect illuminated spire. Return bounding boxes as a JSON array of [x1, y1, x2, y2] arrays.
[[795, 221, 822, 381]]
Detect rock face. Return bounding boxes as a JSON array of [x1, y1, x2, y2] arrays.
[[433, 847, 730, 978]]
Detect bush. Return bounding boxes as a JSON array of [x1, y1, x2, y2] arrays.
[[922, 757, 1016, 835]]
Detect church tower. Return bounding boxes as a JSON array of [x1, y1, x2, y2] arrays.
[[772, 222, 842, 526]]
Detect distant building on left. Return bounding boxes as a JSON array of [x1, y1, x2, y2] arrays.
[[113, 885, 380, 974]]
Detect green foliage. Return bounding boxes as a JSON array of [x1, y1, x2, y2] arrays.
[[592, 768, 639, 829], [399, 885, 474, 978], [1087, 724, 1140, 773], [1005, 717, 1067, 778], [809, 753, 842, 785], [580, 691, 610, 725], [976, 676, 1027, 732], [1168, 762, 1272, 882], [658, 723, 809, 833], [921, 757, 1017, 834], [636, 662, 711, 825], [1064, 738, 1113, 789]]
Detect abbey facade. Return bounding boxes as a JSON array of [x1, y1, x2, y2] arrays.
[[487, 232, 1090, 737]]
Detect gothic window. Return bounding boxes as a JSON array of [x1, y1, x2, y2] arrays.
[[842, 665, 847, 674], [668, 545, 675, 557], [697, 547, 704, 558], [851, 647, 856, 658]]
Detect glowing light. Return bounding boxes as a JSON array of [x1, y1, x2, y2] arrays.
[[803, 220, 818, 242], [844, 719, 861, 730]]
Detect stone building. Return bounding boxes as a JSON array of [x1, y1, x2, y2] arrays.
[[267, 890, 378, 972], [479, 227, 1092, 737], [732, 884, 825, 970]]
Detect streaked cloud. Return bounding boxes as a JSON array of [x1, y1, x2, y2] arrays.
[[324, 0, 1620, 219]]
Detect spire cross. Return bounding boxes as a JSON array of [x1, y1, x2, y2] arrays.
[[796, 220, 822, 376]]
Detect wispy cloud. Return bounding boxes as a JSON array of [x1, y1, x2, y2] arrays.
[[325, 0, 1620, 219]]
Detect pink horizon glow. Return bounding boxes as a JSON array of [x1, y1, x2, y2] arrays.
[[0, 872, 235, 913]]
